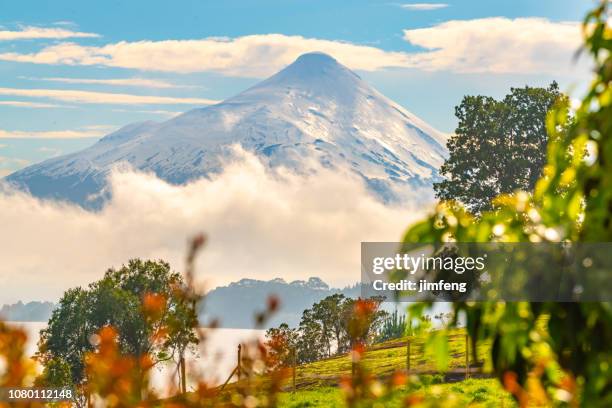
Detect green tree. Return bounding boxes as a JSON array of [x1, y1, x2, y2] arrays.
[[376, 310, 406, 343], [37, 259, 199, 389], [435, 82, 569, 214], [36, 356, 73, 387], [312, 294, 349, 355], [296, 308, 326, 363], [36, 288, 92, 384]]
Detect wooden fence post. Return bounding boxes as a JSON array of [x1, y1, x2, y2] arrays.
[[237, 344, 242, 381], [465, 333, 470, 379]]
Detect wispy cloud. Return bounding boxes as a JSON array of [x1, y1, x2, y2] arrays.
[[0, 26, 99, 41], [0, 156, 30, 176], [402, 17, 583, 74], [37, 146, 63, 157], [400, 3, 449, 11], [0, 87, 219, 105], [0, 127, 109, 139], [112, 108, 182, 117], [0, 156, 29, 165], [81, 125, 118, 131], [52, 21, 77, 27], [23, 76, 192, 89], [0, 100, 72, 109]]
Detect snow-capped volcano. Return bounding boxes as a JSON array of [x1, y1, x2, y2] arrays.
[[5, 52, 447, 208]]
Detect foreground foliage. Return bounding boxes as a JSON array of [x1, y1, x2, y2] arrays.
[[401, 2, 611, 406]]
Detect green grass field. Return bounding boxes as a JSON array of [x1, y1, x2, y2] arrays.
[[277, 379, 515, 407], [259, 329, 515, 407]]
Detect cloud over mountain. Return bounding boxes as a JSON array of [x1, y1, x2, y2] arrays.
[[0, 150, 420, 304]]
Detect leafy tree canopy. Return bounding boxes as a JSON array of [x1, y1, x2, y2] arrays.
[[435, 82, 569, 214]]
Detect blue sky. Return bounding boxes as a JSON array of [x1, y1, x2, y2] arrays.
[[0, 0, 595, 177]]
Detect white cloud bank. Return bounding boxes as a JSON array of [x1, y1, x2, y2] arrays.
[[0, 19, 585, 77], [403, 17, 583, 75], [0, 26, 99, 41], [0, 150, 423, 304]]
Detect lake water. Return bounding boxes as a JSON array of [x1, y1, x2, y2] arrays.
[[8, 322, 264, 396]]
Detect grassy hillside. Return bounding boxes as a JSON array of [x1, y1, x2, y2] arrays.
[[292, 328, 493, 389]]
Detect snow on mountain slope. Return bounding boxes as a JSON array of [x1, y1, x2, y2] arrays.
[[5, 52, 447, 208]]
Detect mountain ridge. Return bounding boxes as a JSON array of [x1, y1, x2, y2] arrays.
[[5, 52, 447, 208], [0, 301, 56, 322], [2, 277, 358, 328], [201, 276, 361, 328]]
